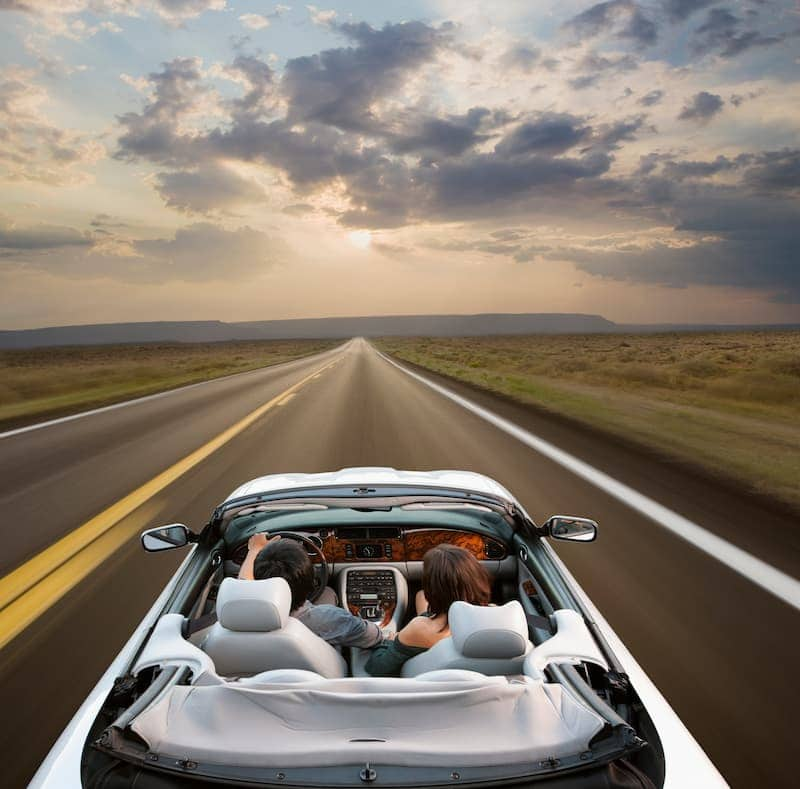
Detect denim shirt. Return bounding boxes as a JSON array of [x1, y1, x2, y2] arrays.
[[292, 601, 382, 648]]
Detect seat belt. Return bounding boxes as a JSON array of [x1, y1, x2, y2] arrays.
[[182, 611, 218, 638]]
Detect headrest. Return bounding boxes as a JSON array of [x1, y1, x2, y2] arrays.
[[449, 601, 529, 659], [216, 577, 291, 632]]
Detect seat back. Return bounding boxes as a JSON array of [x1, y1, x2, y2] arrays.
[[401, 600, 532, 677], [202, 578, 347, 678]]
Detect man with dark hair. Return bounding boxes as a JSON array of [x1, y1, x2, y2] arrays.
[[239, 534, 382, 649]]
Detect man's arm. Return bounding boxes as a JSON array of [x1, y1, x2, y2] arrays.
[[308, 606, 383, 648], [238, 533, 279, 580]]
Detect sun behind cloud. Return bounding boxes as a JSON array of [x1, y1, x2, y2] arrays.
[[347, 230, 372, 250]]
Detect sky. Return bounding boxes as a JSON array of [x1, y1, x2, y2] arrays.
[[0, 0, 798, 329]]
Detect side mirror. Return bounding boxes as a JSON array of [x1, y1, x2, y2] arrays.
[[141, 524, 193, 552], [543, 515, 598, 543]]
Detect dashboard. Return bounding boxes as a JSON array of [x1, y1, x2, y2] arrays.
[[326, 526, 507, 563], [231, 527, 507, 565]]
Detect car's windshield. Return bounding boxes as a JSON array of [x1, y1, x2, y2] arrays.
[[224, 500, 514, 549]]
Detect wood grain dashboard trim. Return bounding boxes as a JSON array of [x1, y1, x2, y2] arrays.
[[321, 529, 507, 563], [404, 529, 507, 561]]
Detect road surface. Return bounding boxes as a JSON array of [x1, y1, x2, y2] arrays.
[[0, 338, 797, 787]]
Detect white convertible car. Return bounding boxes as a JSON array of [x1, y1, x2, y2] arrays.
[[33, 469, 725, 788]]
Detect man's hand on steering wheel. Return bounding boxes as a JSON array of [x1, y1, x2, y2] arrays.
[[238, 531, 329, 602], [270, 531, 329, 602], [238, 533, 281, 581]]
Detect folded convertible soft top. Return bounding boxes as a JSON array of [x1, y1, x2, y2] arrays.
[[132, 676, 605, 768]]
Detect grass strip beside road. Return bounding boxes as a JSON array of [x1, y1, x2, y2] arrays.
[[0, 354, 339, 652], [0, 339, 338, 431], [375, 332, 800, 510]]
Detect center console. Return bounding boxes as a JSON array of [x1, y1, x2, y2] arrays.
[[338, 566, 408, 633]]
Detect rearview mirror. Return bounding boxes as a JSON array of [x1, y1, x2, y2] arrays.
[[141, 524, 192, 552], [543, 516, 598, 543]]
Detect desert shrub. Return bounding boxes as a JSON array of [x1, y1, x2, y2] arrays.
[[680, 359, 723, 378], [764, 356, 800, 378]]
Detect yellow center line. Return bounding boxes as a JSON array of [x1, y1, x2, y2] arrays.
[[276, 393, 296, 406], [0, 356, 339, 648]]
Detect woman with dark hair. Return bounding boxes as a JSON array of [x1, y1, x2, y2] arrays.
[[365, 544, 491, 676]]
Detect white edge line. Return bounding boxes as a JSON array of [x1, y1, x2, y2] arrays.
[[375, 347, 800, 612], [0, 342, 347, 441]]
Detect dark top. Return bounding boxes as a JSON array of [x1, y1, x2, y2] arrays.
[[364, 636, 428, 676]]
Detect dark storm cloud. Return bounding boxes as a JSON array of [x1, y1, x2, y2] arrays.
[[592, 115, 649, 149], [558, 185, 800, 302], [431, 151, 613, 207], [388, 108, 496, 157], [661, 155, 740, 180], [494, 113, 591, 155], [638, 89, 664, 106], [677, 91, 724, 122], [661, 0, 716, 22], [563, 1, 657, 47], [282, 21, 453, 132], [690, 8, 788, 58], [744, 149, 800, 194], [204, 118, 375, 188]]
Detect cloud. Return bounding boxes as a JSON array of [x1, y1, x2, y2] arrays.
[[153, 163, 266, 213], [0, 1, 227, 24], [568, 51, 639, 89], [0, 66, 104, 185], [661, 0, 716, 23], [690, 8, 789, 58], [637, 88, 664, 106], [132, 222, 284, 281], [661, 155, 741, 180], [677, 90, 724, 123], [1, 220, 287, 283], [239, 13, 269, 30], [499, 44, 540, 73], [282, 21, 452, 132], [563, 1, 657, 47], [306, 5, 335, 26], [744, 149, 800, 194], [562, 194, 800, 302], [0, 217, 91, 249], [115, 57, 208, 165], [387, 107, 501, 157], [494, 113, 591, 155]]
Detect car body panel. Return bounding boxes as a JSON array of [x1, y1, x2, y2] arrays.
[[225, 468, 516, 504], [29, 547, 198, 789]]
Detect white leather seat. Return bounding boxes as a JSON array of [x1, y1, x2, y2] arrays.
[[202, 577, 347, 678], [401, 601, 532, 677]]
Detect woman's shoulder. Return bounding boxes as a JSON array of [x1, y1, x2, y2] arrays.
[[398, 615, 446, 648]]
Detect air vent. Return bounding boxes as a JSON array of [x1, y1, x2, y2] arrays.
[[369, 527, 401, 539], [484, 539, 506, 559]]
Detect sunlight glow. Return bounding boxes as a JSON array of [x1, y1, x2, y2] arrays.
[[348, 230, 372, 249]]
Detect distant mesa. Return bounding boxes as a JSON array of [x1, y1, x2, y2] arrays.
[[0, 314, 796, 349], [0, 314, 616, 349]]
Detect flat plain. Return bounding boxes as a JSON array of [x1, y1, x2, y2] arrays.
[[0, 339, 338, 431], [376, 331, 800, 510]]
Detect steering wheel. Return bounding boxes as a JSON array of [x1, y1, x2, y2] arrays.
[[268, 531, 330, 603]]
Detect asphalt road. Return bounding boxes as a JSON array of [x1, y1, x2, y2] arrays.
[[1, 338, 798, 788]]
